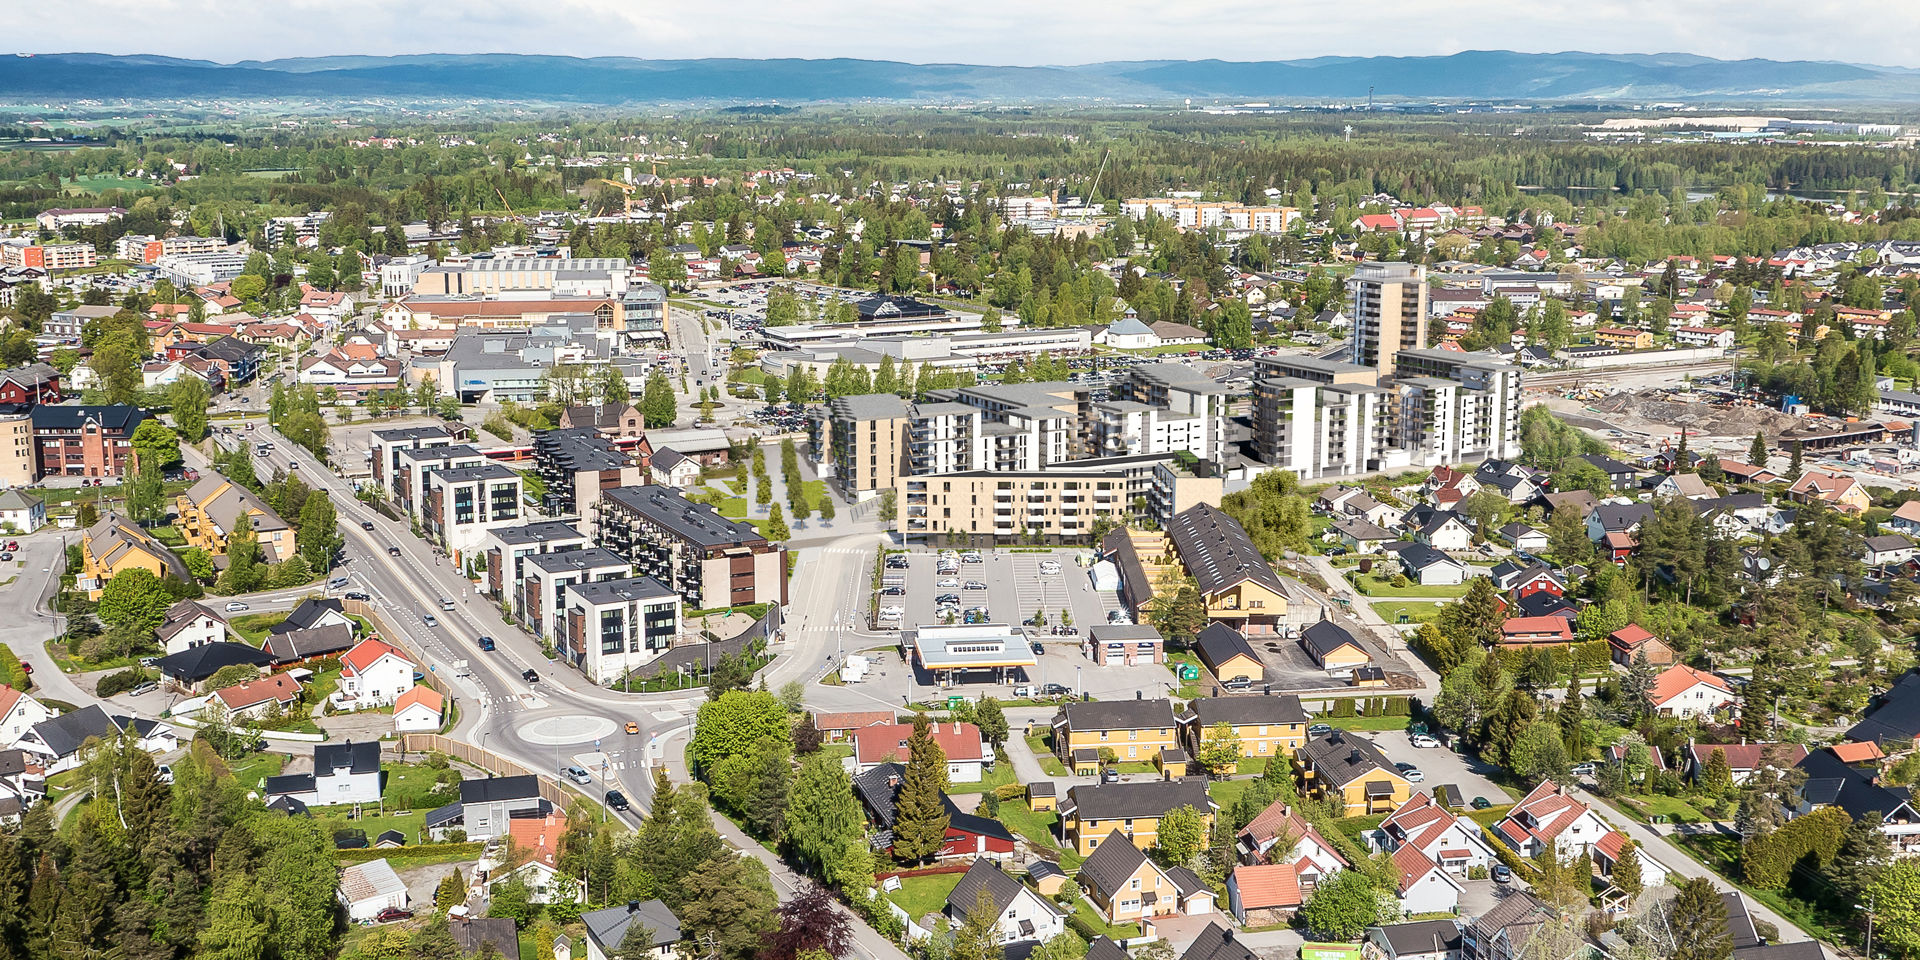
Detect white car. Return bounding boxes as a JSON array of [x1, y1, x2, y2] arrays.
[[937, 577, 960, 588], [1038, 560, 1062, 575], [1409, 734, 1441, 748], [224, 601, 249, 612]]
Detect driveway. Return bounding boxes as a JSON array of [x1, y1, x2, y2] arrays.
[[1366, 729, 1509, 805]]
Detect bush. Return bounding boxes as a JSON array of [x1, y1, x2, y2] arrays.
[[96, 668, 152, 697], [993, 783, 1028, 801], [0, 645, 27, 689]]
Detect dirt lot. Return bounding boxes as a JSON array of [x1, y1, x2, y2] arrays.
[[1590, 390, 1800, 439]]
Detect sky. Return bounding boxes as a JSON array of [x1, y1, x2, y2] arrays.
[[12, 0, 1911, 66]]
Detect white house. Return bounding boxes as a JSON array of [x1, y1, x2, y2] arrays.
[[484, 814, 588, 904], [156, 600, 234, 656], [0, 490, 44, 532], [0, 686, 54, 749], [1497, 523, 1549, 554], [336, 639, 415, 710], [1495, 781, 1617, 859], [1235, 799, 1350, 883], [1414, 514, 1474, 552], [313, 740, 383, 806], [1650, 664, 1736, 719], [338, 859, 410, 922], [1390, 847, 1465, 916], [1097, 316, 1158, 350], [1390, 543, 1469, 586], [1368, 793, 1497, 875], [1864, 534, 1917, 566], [944, 860, 1066, 944], [392, 686, 445, 733], [648, 449, 700, 488], [583, 900, 681, 960]]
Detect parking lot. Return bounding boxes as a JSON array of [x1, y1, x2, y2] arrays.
[[871, 547, 1177, 702]]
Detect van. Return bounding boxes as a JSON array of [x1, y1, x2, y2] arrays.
[[439, 598, 456, 611]]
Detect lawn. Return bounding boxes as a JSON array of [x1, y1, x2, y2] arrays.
[[886, 872, 964, 918], [1071, 900, 1142, 940], [1349, 573, 1471, 599], [1615, 793, 1718, 825], [948, 756, 1017, 795], [1168, 651, 1206, 699], [225, 752, 286, 790], [227, 612, 292, 643], [1023, 734, 1070, 776], [1208, 779, 1254, 811], [316, 807, 430, 847], [995, 803, 1076, 867], [1370, 600, 1446, 624], [1331, 813, 1389, 846], [383, 762, 460, 806]]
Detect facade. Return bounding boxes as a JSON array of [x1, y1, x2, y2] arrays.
[[905, 454, 1220, 546], [520, 547, 633, 643], [851, 721, 988, 782], [394, 444, 487, 519], [392, 686, 445, 732], [533, 427, 650, 526], [337, 640, 416, 710], [31, 405, 145, 479], [1367, 793, 1497, 875], [0, 412, 33, 489], [1181, 696, 1309, 768], [175, 475, 297, 562], [79, 511, 190, 599], [944, 859, 1067, 945], [1297, 731, 1412, 817], [1076, 832, 1216, 924], [423, 462, 525, 565], [483, 521, 592, 601], [312, 740, 383, 806], [1166, 503, 1296, 633], [449, 775, 547, 841], [1059, 778, 1216, 858], [0, 242, 98, 272], [1053, 699, 1181, 767], [370, 426, 459, 500], [558, 576, 682, 685], [155, 600, 233, 656], [596, 484, 787, 609], [1350, 263, 1430, 377]]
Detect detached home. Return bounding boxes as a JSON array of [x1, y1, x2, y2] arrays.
[[1650, 664, 1736, 719], [944, 860, 1066, 945]]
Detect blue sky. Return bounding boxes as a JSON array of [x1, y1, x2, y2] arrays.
[[11, 0, 1901, 66]]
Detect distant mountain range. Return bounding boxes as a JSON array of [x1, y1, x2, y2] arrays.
[[3, 50, 1917, 103]]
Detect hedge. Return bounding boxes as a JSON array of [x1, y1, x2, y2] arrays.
[[1482, 826, 1541, 884], [97, 668, 153, 697], [336, 841, 483, 865], [1742, 806, 1849, 889], [0, 646, 27, 691], [1490, 639, 1611, 677]]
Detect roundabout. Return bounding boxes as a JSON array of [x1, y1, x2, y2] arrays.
[[518, 714, 621, 745]]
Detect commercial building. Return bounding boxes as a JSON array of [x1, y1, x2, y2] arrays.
[[31, 405, 145, 479], [909, 624, 1038, 686], [595, 484, 787, 609], [422, 462, 525, 566], [414, 258, 632, 297], [1349, 262, 1430, 377], [37, 207, 126, 231], [558, 576, 681, 685], [154, 252, 248, 287], [0, 241, 97, 271], [521, 547, 632, 644]]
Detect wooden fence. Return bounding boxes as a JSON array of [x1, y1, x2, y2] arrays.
[[398, 733, 575, 814]]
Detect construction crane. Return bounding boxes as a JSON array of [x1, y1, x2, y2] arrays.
[[589, 176, 639, 217]]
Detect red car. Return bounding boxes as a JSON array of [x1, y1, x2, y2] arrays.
[[373, 907, 413, 923], [19, 662, 30, 675]]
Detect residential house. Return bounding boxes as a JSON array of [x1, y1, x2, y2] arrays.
[[1498, 616, 1573, 649], [448, 917, 521, 960], [944, 859, 1067, 945], [315, 740, 384, 806], [1494, 781, 1614, 859], [1194, 623, 1265, 685], [1226, 864, 1303, 925], [1077, 832, 1215, 924], [852, 721, 988, 782], [1650, 664, 1736, 719], [1651, 472, 1715, 500], [262, 624, 356, 665], [1787, 470, 1869, 513], [1233, 798, 1350, 884], [337, 639, 416, 710], [175, 475, 297, 562], [560, 402, 648, 440], [1178, 923, 1259, 960], [649, 448, 699, 488], [0, 686, 55, 749], [1297, 731, 1411, 817], [1166, 503, 1296, 634], [0, 491, 44, 532], [1367, 919, 1464, 960], [1572, 455, 1640, 490], [1390, 845, 1466, 915], [816, 711, 895, 742], [1890, 500, 1920, 536], [154, 641, 274, 692], [487, 814, 588, 904], [78, 511, 191, 599], [339, 859, 410, 923], [1059, 778, 1215, 857], [1865, 534, 1917, 566], [1848, 672, 1920, 750], [1053, 699, 1180, 769], [1387, 543, 1468, 586], [269, 596, 354, 635], [1497, 523, 1548, 554], [1460, 891, 1559, 960], [1367, 793, 1497, 875], [17, 705, 175, 775], [211, 674, 302, 721], [583, 900, 681, 960], [852, 762, 1017, 860], [1414, 513, 1475, 551], [1585, 502, 1654, 543], [429, 775, 549, 842], [1792, 745, 1920, 854], [1607, 624, 1675, 667], [1180, 695, 1309, 768], [1684, 743, 1808, 786], [155, 599, 234, 655], [393, 686, 446, 733], [1332, 517, 1397, 554]]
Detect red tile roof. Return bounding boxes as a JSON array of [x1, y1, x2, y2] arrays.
[[508, 813, 565, 868], [1651, 664, 1733, 706], [1830, 741, 1885, 764], [852, 721, 984, 765], [394, 685, 443, 715], [817, 710, 895, 731], [341, 638, 407, 677], [1230, 864, 1301, 910], [1391, 845, 1440, 893]]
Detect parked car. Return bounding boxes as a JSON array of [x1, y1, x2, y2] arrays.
[[1038, 560, 1062, 575], [374, 907, 414, 923], [960, 552, 983, 563], [1409, 734, 1440, 748], [562, 765, 592, 785], [880, 586, 906, 597], [1100, 768, 1120, 783], [607, 790, 630, 812], [1012, 685, 1035, 698], [1471, 796, 1493, 810], [1492, 864, 1513, 884], [963, 580, 988, 591], [1042, 683, 1070, 696], [129, 681, 158, 697], [344, 591, 371, 602], [1307, 723, 1334, 737], [1571, 762, 1597, 777], [1030, 641, 1046, 655], [937, 577, 960, 588]]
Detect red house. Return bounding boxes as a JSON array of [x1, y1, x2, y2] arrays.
[[1602, 531, 1636, 565], [853, 763, 1015, 860], [1510, 568, 1565, 599], [0, 363, 62, 407]]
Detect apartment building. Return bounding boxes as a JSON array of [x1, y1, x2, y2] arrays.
[[0, 241, 97, 271], [521, 547, 632, 644], [79, 512, 190, 599], [1121, 199, 1299, 233], [422, 462, 525, 566], [559, 576, 681, 685], [175, 475, 297, 563], [595, 484, 787, 609], [114, 235, 223, 264], [532, 427, 649, 527], [155, 252, 248, 288], [903, 454, 1220, 546], [31, 405, 144, 479], [1059, 778, 1215, 857], [483, 521, 592, 601], [264, 212, 330, 247], [821, 394, 910, 501], [413, 258, 631, 297], [44, 305, 120, 341], [37, 207, 126, 231], [1349, 262, 1430, 377], [1053, 699, 1181, 768], [370, 426, 461, 500], [394, 444, 486, 518], [1180, 696, 1310, 769]]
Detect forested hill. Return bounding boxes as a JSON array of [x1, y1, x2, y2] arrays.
[[2, 50, 1918, 102]]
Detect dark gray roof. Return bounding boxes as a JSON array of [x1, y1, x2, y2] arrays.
[[193, 336, 263, 363], [1076, 830, 1151, 899], [1591, 502, 1655, 532], [583, 900, 681, 953], [27, 705, 134, 758], [1166, 503, 1287, 597], [852, 762, 909, 827], [264, 773, 316, 797], [1179, 923, 1258, 960], [1302, 620, 1366, 659], [30, 404, 145, 433], [1193, 622, 1260, 673], [529, 546, 630, 575], [1165, 865, 1207, 898], [1086, 938, 1130, 960], [425, 800, 464, 827], [315, 739, 380, 776], [1722, 892, 1760, 949], [1393, 542, 1457, 572], [269, 598, 347, 634], [1088, 624, 1162, 644], [1185, 695, 1308, 727], [263, 624, 356, 663], [602, 484, 768, 549], [1732, 945, 1827, 960], [432, 462, 520, 485], [490, 521, 586, 546], [565, 575, 675, 606], [264, 795, 309, 817], [460, 775, 541, 805], [1464, 890, 1552, 950], [1575, 453, 1639, 477], [1026, 861, 1065, 883], [828, 393, 913, 421], [947, 859, 1054, 922], [448, 917, 522, 960], [1056, 699, 1176, 733], [373, 426, 456, 443], [1299, 730, 1400, 788], [1848, 672, 1920, 745], [536, 427, 632, 473], [1374, 919, 1463, 957], [1794, 748, 1914, 822], [0, 748, 27, 778], [1062, 777, 1212, 822]]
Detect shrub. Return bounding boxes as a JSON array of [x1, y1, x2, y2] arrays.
[[993, 783, 1027, 801], [97, 668, 151, 697], [1742, 806, 1850, 889], [0, 645, 27, 689]]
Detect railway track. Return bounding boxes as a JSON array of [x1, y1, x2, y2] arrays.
[[1524, 357, 1736, 387]]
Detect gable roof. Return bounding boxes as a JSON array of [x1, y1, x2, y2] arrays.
[[583, 900, 681, 953], [212, 673, 301, 710], [395, 686, 444, 716], [1057, 699, 1177, 733], [1651, 664, 1733, 706], [1391, 844, 1459, 895], [341, 638, 409, 677], [1194, 622, 1261, 670], [1298, 730, 1400, 788], [507, 813, 567, 869], [1075, 831, 1158, 900], [339, 859, 407, 905], [272, 598, 347, 634], [1684, 742, 1808, 773], [1063, 777, 1213, 822], [1301, 620, 1367, 659], [1179, 923, 1259, 960], [1167, 503, 1287, 597], [460, 774, 541, 805], [948, 859, 1057, 922], [448, 917, 522, 960], [156, 641, 274, 683], [852, 721, 984, 765], [1228, 863, 1301, 910], [315, 739, 381, 776], [1793, 747, 1915, 823], [263, 624, 356, 664], [1184, 695, 1308, 728], [1374, 920, 1464, 957], [1848, 672, 1920, 745]]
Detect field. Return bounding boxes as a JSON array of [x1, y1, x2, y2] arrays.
[[885, 872, 963, 919], [63, 173, 152, 193], [1370, 600, 1446, 623]]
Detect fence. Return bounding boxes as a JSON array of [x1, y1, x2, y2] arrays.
[[398, 733, 575, 814], [340, 599, 458, 702]]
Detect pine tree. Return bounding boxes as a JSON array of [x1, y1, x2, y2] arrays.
[[1612, 842, 1643, 899], [890, 714, 952, 863], [1788, 440, 1804, 479], [1669, 878, 1734, 960], [766, 503, 789, 541], [1558, 678, 1588, 760], [1749, 432, 1768, 469]]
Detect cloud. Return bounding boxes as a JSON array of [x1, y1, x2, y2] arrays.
[[7, 0, 1909, 66]]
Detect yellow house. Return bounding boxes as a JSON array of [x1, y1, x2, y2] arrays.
[[1166, 503, 1292, 633], [1593, 327, 1654, 349], [1193, 622, 1264, 685], [1027, 782, 1057, 812], [1302, 621, 1373, 672], [1181, 695, 1309, 774], [1052, 699, 1180, 767], [1059, 778, 1216, 858], [1296, 729, 1411, 817], [175, 475, 297, 562], [1075, 831, 1217, 924], [80, 511, 191, 599]]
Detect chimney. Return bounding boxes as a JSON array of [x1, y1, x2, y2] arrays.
[[627, 900, 640, 913]]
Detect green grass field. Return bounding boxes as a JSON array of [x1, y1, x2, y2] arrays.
[[1370, 600, 1446, 624], [1350, 573, 1472, 599], [886, 872, 964, 918], [947, 759, 1017, 795], [994, 803, 1074, 867], [64, 174, 152, 193]]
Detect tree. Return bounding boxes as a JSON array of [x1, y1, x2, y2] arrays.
[[297, 492, 340, 571], [641, 371, 677, 428], [764, 884, 854, 960], [784, 756, 866, 882], [1196, 722, 1244, 776], [766, 502, 790, 541], [1154, 805, 1206, 865], [615, 922, 655, 960], [689, 690, 789, 775], [678, 852, 778, 960], [952, 886, 1002, 960], [1613, 841, 1644, 900], [1508, 720, 1572, 784], [171, 376, 210, 443], [974, 697, 1009, 749], [1548, 506, 1593, 564], [98, 567, 172, 633], [1296, 870, 1382, 940], [792, 713, 824, 755], [745, 736, 792, 841], [127, 448, 166, 526], [130, 418, 182, 472], [1668, 878, 1734, 960], [1789, 440, 1804, 480], [1704, 748, 1735, 795], [877, 489, 898, 523], [891, 714, 952, 863], [1866, 858, 1920, 959], [434, 869, 467, 910], [1462, 488, 1507, 542], [1749, 432, 1769, 470]]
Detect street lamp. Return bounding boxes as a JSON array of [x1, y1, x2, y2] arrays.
[[1859, 895, 1877, 959]]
